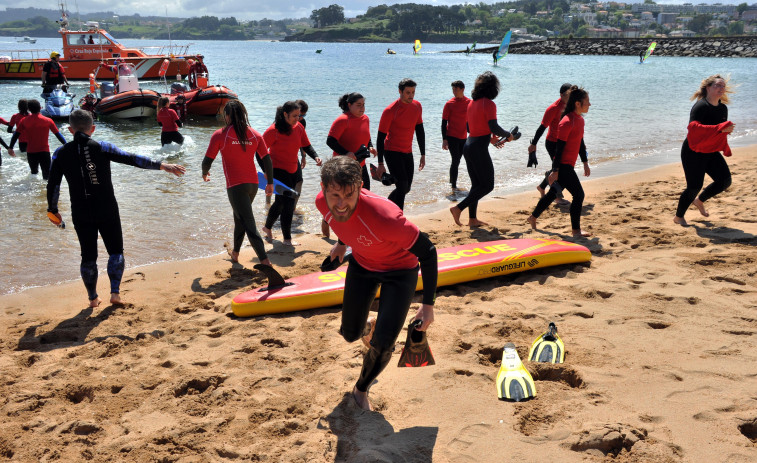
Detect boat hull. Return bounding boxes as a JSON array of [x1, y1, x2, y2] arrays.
[[95, 89, 159, 119], [0, 57, 194, 81], [167, 85, 237, 116]]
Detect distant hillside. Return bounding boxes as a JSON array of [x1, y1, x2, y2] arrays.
[[0, 7, 186, 25]]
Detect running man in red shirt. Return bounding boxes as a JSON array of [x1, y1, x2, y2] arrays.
[[262, 101, 320, 246], [9, 99, 66, 179], [441, 80, 470, 191], [7, 99, 29, 155], [203, 100, 274, 265], [375, 78, 425, 210], [528, 83, 572, 205], [317, 156, 437, 411], [527, 86, 592, 237]]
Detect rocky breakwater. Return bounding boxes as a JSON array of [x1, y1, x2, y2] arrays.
[[500, 37, 757, 58]]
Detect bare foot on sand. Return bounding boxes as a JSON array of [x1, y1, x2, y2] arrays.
[[261, 226, 273, 242], [536, 185, 545, 197], [673, 216, 688, 226], [527, 216, 537, 230], [572, 229, 592, 238], [693, 198, 709, 217], [321, 220, 330, 238], [283, 240, 300, 247], [352, 386, 373, 411], [362, 317, 376, 349], [468, 218, 488, 228], [88, 297, 101, 308], [450, 206, 463, 226], [227, 249, 239, 262], [110, 293, 124, 306]]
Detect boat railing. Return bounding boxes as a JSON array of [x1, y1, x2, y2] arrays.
[[0, 49, 54, 60], [136, 44, 194, 57]]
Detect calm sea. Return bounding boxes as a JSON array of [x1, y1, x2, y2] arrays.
[[1, 38, 756, 295]]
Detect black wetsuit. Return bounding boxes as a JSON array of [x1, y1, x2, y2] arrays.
[[376, 125, 425, 210], [675, 99, 731, 219], [340, 232, 437, 392], [47, 131, 163, 301]]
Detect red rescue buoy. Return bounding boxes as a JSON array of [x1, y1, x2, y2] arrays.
[[158, 59, 169, 78]]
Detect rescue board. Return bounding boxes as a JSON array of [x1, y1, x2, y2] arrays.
[[232, 238, 591, 318]]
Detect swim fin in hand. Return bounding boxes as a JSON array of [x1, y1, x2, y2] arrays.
[[397, 320, 435, 367], [496, 342, 536, 401], [319, 251, 352, 272], [528, 322, 565, 364]]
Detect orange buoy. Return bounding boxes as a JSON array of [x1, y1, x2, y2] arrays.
[[89, 73, 96, 93], [158, 59, 170, 78]]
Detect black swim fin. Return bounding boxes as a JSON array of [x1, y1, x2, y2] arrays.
[[319, 251, 352, 272], [253, 264, 288, 290], [397, 320, 435, 367]]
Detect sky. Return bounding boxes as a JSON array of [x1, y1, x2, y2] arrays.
[[2, 1, 750, 21]]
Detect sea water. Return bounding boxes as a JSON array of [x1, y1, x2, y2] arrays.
[[1, 39, 756, 294]]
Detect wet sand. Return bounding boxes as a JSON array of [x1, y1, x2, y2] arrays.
[[1, 145, 756, 462]]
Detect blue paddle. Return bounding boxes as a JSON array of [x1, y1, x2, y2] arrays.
[[257, 172, 299, 198]]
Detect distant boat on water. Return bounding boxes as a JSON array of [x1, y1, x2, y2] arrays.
[[17, 36, 37, 44]]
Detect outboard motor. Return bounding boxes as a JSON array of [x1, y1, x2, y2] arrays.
[[101, 82, 116, 98], [41, 87, 75, 120], [170, 82, 190, 94]]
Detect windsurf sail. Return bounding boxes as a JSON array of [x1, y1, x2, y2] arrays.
[[470, 41, 477, 51], [642, 41, 657, 62], [496, 31, 512, 60], [414, 39, 422, 54]]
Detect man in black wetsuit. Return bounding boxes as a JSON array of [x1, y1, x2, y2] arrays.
[[47, 109, 186, 308]]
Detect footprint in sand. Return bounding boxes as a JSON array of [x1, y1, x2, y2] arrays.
[[448, 423, 492, 453]]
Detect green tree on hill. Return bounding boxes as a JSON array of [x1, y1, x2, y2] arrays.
[[311, 4, 345, 28]]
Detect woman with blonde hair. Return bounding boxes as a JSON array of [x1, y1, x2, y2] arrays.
[[674, 75, 734, 226]]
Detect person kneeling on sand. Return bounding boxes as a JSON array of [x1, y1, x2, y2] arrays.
[[316, 156, 438, 411], [47, 109, 186, 308]]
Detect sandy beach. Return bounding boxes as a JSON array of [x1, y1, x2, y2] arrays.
[[1, 145, 756, 462]]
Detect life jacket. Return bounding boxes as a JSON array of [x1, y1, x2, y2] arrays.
[[46, 60, 64, 82]]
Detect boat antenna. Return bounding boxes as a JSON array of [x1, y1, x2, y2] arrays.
[[166, 7, 172, 54], [74, 0, 81, 31]]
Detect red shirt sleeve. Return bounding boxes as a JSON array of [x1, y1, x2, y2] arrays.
[[378, 103, 393, 134], [48, 118, 59, 134], [328, 114, 348, 139], [442, 101, 451, 121], [297, 123, 310, 148], [262, 125, 277, 153], [204, 129, 223, 159], [250, 128, 268, 159]]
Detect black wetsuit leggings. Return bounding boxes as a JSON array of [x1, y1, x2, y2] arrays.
[[73, 212, 125, 300], [161, 131, 184, 146], [27, 151, 51, 179], [265, 167, 302, 241], [384, 150, 414, 210], [531, 164, 585, 230], [675, 142, 732, 218], [538, 140, 560, 192], [447, 136, 466, 189], [226, 183, 268, 261], [456, 135, 494, 219], [340, 259, 419, 392]]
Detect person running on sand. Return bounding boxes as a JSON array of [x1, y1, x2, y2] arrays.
[[527, 86, 592, 238], [528, 83, 572, 205], [449, 71, 514, 228], [441, 80, 470, 192], [261, 101, 320, 246], [316, 156, 437, 411], [47, 109, 185, 308], [202, 100, 274, 265], [673, 75, 734, 226], [374, 78, 425, 210]]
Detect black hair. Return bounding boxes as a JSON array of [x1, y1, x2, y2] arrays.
[[295, 99, 308, 114], [17, 99, 28, 115], [69, 109, 93, 133], [321, 156, 362, 191], [471, 71, 499, 101], [274, 101, 299, 135], [398, 78, 417, 91], [451, 80, 465, 89], [561, 86, 588, 118], [27, 99, 41, 114], [338, 92, 364, 112], [223, 100, 251, 151], [559, 83, 572, 94]]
